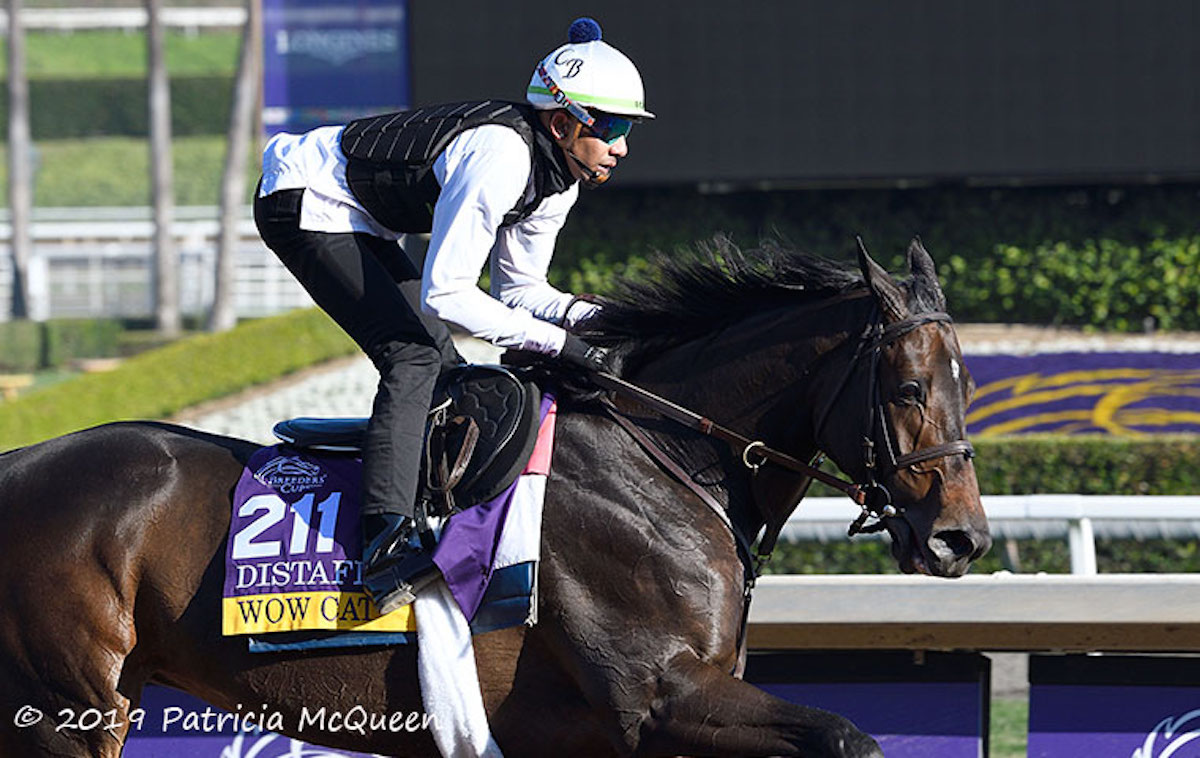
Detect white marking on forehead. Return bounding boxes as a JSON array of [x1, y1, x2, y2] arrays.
[[950, 358, 961, 382]]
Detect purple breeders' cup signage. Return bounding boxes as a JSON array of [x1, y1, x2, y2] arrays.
[[223, 445, 414, 635], [744, 651, 988, 758], [965, 351, 1200, 436], [1029, 654, 1200, 757], [262, 0, 410, 136], [121, 685, 396, 757]]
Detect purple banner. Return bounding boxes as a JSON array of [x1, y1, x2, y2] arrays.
[[759, 682, 984, 757], [1029, 684, 1200, 757], [263, 0, 410, 135], [122, 686, 383, 757], [745, 652, 987, 756], [1029, 654, 1200, 758], [965, 351, 1200, 436]]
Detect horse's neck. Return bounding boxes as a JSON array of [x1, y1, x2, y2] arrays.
[[625, 295, 871, 537], [631, 297, 868, 443]]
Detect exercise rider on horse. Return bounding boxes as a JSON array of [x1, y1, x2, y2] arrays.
[[253, 18, 652, 614]]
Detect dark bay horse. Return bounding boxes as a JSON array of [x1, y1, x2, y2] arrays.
[[0, 239, 989, 758]]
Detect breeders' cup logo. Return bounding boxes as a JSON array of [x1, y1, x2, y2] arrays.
[[254, 456, 327, 494], [219, 734, 351, 757], [1133, 709, 1200, 758]]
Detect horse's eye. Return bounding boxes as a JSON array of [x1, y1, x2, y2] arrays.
[[897, 380, 923, 403]]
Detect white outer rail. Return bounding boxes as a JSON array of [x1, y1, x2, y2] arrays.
[[784, 495, 1200, 575], [746, 573, 1200, 651]]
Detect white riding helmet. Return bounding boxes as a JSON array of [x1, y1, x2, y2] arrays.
[[526, 18, 654, 121]]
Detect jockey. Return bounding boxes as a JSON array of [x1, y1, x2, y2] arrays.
[[253, 17, 653, 614]]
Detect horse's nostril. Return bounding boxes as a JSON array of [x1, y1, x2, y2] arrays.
[[930, 529, 978, 562]]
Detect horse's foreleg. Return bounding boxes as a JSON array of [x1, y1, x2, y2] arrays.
[[636, 656, 882, 758], [0, 662, 136, 758]]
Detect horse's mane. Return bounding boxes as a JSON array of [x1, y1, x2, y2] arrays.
[[576, 236, 867, 350]]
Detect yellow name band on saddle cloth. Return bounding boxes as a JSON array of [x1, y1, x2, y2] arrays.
[[222, 591, 415, 636]]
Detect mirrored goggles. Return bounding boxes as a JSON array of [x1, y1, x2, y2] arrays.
[[584, 111, 634, 144]]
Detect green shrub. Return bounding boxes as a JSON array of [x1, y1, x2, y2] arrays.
[[0, 308, 355, 451], [552, 183, 1200, 332], [0, 320, 42, 373], [0, 319, 124, 372], [973, 436, 1200, 495], [943, 238, 1200, 331], [805, 435, 1200, 499], [42, 319, 123, 367]]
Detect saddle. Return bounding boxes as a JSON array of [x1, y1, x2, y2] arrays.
[[273, 365, 542, 514]]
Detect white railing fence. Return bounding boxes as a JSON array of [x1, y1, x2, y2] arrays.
[[783, 495, 1200, 575], [0, 207, 316, 321]]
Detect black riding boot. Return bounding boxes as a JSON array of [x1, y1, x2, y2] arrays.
[[361, 513, 440, 614]]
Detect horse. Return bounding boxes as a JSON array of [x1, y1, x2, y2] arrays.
[[0, 237, 989, 758]]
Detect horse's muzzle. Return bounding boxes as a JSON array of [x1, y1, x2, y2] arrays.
[[927, 526, 992, 577]]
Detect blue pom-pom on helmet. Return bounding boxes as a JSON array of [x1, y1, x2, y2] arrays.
[[568, 17, 603, 43]]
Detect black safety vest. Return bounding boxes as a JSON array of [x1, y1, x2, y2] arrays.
[[340, 100, 575, 234]]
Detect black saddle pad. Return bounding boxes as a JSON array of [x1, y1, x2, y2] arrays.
[[272, 365, 542, 510]]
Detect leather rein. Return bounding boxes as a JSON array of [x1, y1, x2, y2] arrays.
[[592, 307, 975, 561]]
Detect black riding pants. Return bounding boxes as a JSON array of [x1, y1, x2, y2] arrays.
[[254, 187, 461, 518]]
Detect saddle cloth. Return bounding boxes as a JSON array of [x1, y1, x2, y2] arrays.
[[222, 393, 557, 645]]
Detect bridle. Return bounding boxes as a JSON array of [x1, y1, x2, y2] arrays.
[[593, 306, 974, 543], [810, 308, 975, 535]]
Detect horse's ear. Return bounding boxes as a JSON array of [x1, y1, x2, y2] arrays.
[[857, 236, 908, 322], [907, 237, 947, 311]]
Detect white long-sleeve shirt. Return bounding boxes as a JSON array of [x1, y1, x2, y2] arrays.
[[260, 122, 594, 355]]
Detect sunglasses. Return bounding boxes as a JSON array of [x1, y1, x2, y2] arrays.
[[583, 111, 634, 145]]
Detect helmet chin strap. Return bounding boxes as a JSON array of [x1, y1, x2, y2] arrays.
[[562, 122, 609, 187]]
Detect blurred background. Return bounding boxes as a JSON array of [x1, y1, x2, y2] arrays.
[[1, 3, 1199, 755]]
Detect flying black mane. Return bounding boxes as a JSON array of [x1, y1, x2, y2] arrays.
[[576, 237, 866, 349]]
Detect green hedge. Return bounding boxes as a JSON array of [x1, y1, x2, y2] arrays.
[[0, 76, 234, 138], [0, 320, 41, 373], [944, 238, 1200, 331], [973, 436, 1200, 495], [43, 319, 124, 368], [0, 318, 123, 372], [0, 308, 355, 451], [552, 183, 1200, 332], [804, 436, 1200, 499]]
